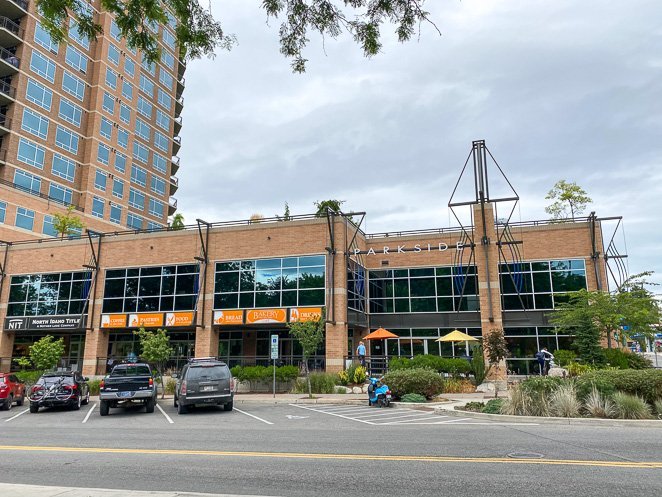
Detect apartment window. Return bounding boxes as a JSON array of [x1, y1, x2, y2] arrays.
[[55, 126, 79, 154], [135, 118, 151, 141], [62, 71, 85, 101], [34, 22, 58, 54], [153, 153, 167, 174], [155, 109, 170, 131], [43, 215, 58, 237], [163, 29, 176, 50], [131, 165, 147, 186], [124, 57, 135, 77], [15, 207, 35, 231], [157, 89, 172, 110], [102, 92, 115, 114], [65, 45, 88, 73], [151, 176, 166, 195], [121, 80, 133, 101], [117, 127, 129, 149], [14, 170, 42, 193], [114, 152, 126, 173], [100, 117, 113, 140], [51, 154, 76, 182], [148, 198, 164, 218], [160, 50, 175, 69], [7, 271, 93, 317], [94, 169, 107, 191], [127, 213, 143, 230], [17, 138, 46, 169], [139, 74, 154, 97], [137, 96, 153, 118], [112, 178, 124, 199], [154, 131, 169, 153], [146, 19, 159, 34], [108, 43, 120, 66], [166, 11, 177, 29], [110, 20, 121, 41], [105, 67, 118, 90], [119, 102, 131, 124], [21, 108, 49, 140], [133, 142, 149, 164], [48, 183, 73, 205], [97, 143, 110, 165], [92, 196, 105, 218], [159, 69, 174, 89], [110, 203, 122, 224], [26, 79, 53, 111], [129, 189, 145, 210], [0, 201, 5, 223], [147, 221, 163, 231], [58, 97, 82, 127], [30, 51, 56, 83], [141, 57, 156, 76], [69, 19, 90, 50]]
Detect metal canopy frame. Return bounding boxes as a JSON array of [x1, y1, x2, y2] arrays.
[[83, 230, 104, 331], [195, 219, 211, 328]]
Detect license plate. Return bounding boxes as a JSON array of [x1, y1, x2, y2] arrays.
[[386, 395, 392, 400], [119, 391, 132, 398], [201, 386, 216, 392]]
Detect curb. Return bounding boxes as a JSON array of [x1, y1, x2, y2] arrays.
[[434, 405, 662, 427]]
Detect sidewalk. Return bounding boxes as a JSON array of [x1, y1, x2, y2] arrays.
[[0, 483, 268, 497]]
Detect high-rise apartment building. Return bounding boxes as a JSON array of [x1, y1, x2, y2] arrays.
[[0, 0, 182, 241]]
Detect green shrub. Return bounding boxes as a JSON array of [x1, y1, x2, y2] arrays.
[[14, 370, 42, 387], [520, 376, 564, 396], [388, 357, 415, 371], [611, 392, 652, 419], [352, 365, 367, 384], [626, 353, 653, 370], [400, 393, 427, 403], [481, 398, 505, 414], [292, 373, 337, 394], [655, 400, 662, 416], [603, 348, 631, 369], [553, 349, 577, 367], [441, 358, 472, 376], [275, 365, 299, 382], [583, 387, 615, 418], [577, 369, 662, 405], [381, 368, 444, 399], [471, 350, 489, 385], [388, 355, 472, 376], [504, 378, 565, 417], [549, 383, 581, 418], [230, 365, 242, 378], [462, 401, 484, 412], [232, 365, 299, 384], [337, 370, 349, 385], [566, 362, 593, 377], [575, 375, 616, 401], [165, 378, 177, 395], [87, 379, 101, 396]]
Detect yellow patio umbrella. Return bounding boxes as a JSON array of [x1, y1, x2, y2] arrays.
[[436, 329, 478, 357]]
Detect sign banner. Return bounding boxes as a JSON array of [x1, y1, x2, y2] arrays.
[[289, 307, 323, 323], [101, 314, 127, 329], [102, 312, 196, 329], [165, 312, 195, 327], [213, 310, 244, 326], [128, 313, 164, 328], [4, 315, 86, 332], [245, 308, 287, 324]]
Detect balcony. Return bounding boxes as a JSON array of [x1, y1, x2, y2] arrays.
[[175, 95, 183, 117], [0, 0, 28, 19], [174, 115, 182, 134], [168, 197, 177, 215], [0, 79, 16, 104], [177, 58, 186, 80], [0, 46, 19, 77], [0, 16, 22, 47], [0, 112, 11, 136], [171, 156, 180, 174], [172, 135, 181, 155], [176, 75, 184, 95], [169, 175, 178, 194]]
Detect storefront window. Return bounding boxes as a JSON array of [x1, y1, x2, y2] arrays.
[[347, 259, 367, 313], [7, 271, 92, 317]]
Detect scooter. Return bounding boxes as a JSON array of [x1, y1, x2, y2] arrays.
[[367, 377, 392, 408]]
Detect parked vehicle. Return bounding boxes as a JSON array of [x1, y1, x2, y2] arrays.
[[367, 377, 392, 408], [99, 362, 158, 416], [29, 371, 90, 413], [0, 373, 26, 411], [173, 358, 235, 414]]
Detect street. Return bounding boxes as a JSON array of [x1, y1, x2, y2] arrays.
[[0, 401, 661, 497]]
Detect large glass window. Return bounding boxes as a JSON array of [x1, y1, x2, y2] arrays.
[[347, 259, 367, 313], [34, 22, 59, 53], [157, 89, 172, 110], [14, 170, 41, 193], [128, 189, 145, 210], [162, 29, 176, 50], [15, 207, 35, 231], [127, 213, 143, 230], [17, 138, 46, 168], [7, 271, 92, 317], [154, 131, 169, 152], [214, 256, 326, 309], [109, 203, 122, 224], [133, 142, 149, 164], [43, 215, 57, 237], [148, 198, 164, 218], [159, 69, 173, 90], [119, 102, 131, 124], [92, 196, 105, 219], [137, 95, 153, 118], [112, 178, 124, 199], [121, 80, 133, 100], [139, 75, 154, 98], [21, 108, 49, 139], [115, 152, 127, 173], [30, 50, 56, 83], [51, 154, 76, 182], [102, 264, 200, 313], [124, 57, 135, 77], [153, 154, 167, 174], [102, 92, 115, 114], [105, 67, 117, 90], [68, 19, 90, 49], [55, 126, 79, 154], [94, 169, 107, 191], [0, 201, 5, 223], [65, 45, 88, 73], [135, 118, 151, 141], [26, 79, 53, 111], [100, 117, 113, 140], [97, 143, 110, 165], [58, 97, 82, 127], [131, 165, 147, 186], [155, 109, 170, 131], [117, 127, 129, 149], [48, 183, 73, 205], [107, 43, 120, 65], [62, 71, 85, 101], [151, 176, 165, 195]]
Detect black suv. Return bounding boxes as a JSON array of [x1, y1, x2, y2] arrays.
[[29, 371, 90, 413], [173, 358, 234, 414]]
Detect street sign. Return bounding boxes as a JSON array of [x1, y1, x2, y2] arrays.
[[271, 335, 279, 360]]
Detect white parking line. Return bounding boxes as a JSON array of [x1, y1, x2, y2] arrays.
[[435, 417, 472, 424], [290, 404, 377, 425], [352, 410, 427, 419], [234, 407, 273, 425], [316, 407, 373, 414], [4, 408, 29, 423], [359, 412, 434, 423], [82, 403, 96, 423], [157, 404, 174, 424]]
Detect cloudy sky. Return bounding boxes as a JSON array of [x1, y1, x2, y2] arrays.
[[176, 0, 662, 287]]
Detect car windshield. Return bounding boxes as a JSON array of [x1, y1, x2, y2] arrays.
[[187, 365, 229, 381], [110, 365, 152, 377], [39, 376, 74, 386]]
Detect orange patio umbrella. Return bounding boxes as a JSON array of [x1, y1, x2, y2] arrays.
[[363, 328, 399, 340]]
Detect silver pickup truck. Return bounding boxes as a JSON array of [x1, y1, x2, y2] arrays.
[[99, 363, 157, 416]]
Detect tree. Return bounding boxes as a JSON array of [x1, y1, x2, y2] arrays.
[[483, 328, 509, 393], [52, 205, 84, 238], [36, 1, 439, 72], [134, 328, 173, 399], [545, 180, 592, 221], [28, 335, 65, 371], [314, 199, 345, 217], [276, 202, 292, 221], [169, 213, 185, 230], [287, 311, 325, 398]]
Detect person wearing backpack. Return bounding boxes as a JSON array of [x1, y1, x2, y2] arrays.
[[535, 347, 554, 375]]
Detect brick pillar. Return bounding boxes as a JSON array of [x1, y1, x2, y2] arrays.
[[195, 325, 218, 358], [0, 331, 15, 372], [325, 219, 349, 373], [83, 328, 109, 376], [473, 202, 507, 380]]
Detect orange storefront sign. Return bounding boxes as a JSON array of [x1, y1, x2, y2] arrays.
[[289, 307, 323, 323], [100, 314, 127, 329], [245, 308, 287, 324], [165, 312, 195, 327], [128, 313, 164, 328], [213, 310, 244, 326]]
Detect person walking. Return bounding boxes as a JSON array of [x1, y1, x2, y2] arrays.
[[357, 341, 366, 367], [535, 347, 554, 375]]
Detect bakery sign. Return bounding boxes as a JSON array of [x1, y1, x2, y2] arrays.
[[4, 315, 87, 332], [353, 242, 468, 256]]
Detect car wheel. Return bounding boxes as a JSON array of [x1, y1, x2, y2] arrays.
[[173, 395, 178, 408], [81, 391, 90, 406], [177, 401, 188, 415], [29, 402, 39, 414], [223, 401, 233, 412], [99, 400, 109, 416], [145, 398, 155, 413], [6, 395, 13, 411], [72, 395, 82, 410], [16, 395, 24, 406]]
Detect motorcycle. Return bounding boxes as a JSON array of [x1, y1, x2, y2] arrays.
[[367, 377, 392, 408]]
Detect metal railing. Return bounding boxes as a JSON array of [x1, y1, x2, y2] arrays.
[[4, 0, 28, 12], [168, 197, 177, 209], [0, 175, 83, 210], [0, 79, 15, 98], [173, 135, 181, 144], [170, 176, 179, 186], [172, 155, 180, 165], [0, 47, 19, 68], [0, 112, 11, 128], [0, 16, 22, 37]]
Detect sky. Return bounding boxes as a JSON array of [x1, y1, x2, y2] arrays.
[[176, 0, 662, 288]]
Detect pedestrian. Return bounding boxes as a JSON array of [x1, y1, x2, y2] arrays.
[[357, 340, 366, 367], [535, 347, 554, 375], [106, 355, 115, 373]]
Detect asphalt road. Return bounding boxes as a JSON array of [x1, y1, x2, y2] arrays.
[[0, 400, 661, 497]]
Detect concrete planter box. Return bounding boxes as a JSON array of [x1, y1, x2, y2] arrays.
[[236, 379, 295, 393]]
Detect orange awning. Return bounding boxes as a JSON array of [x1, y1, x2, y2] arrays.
[[363, 328, 399, 340]]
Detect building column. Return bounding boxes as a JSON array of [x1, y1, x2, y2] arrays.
[[325, 218, 349, 373], [82, 328, 109, 376], [0, 331, 15, 373], [195, 325, 218, 358], [473, 202, 507, 380]]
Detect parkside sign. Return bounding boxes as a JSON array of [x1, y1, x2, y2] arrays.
[[4, 315, 87, 332], [353, 242, 469, 256]]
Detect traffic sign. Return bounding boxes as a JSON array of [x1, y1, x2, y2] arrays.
[[271, 334, 279, 360]]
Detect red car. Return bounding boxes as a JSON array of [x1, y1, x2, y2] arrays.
[[0, 373, 26, 411]]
